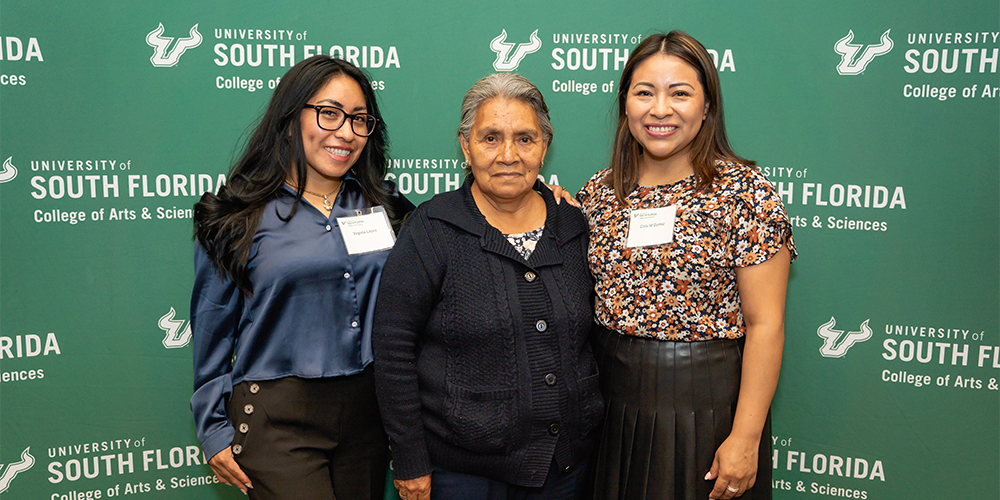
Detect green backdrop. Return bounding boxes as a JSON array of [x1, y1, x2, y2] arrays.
[[2, 1, 997, 498]]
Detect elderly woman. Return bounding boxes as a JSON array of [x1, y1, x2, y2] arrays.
[[373, 73, 603, 500]]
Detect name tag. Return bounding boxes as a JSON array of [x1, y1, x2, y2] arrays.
[[626, 206, 677, 248], [337, 207, 396, 255]]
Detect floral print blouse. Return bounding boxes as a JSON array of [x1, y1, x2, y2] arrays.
[[577, 161, 797, 341], [504, 225, 545, 260]]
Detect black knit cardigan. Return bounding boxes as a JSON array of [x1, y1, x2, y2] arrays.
[[372, 176, 603, 487]]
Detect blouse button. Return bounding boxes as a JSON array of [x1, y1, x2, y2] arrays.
[[535, 320, 547, 332], [249, 383, 259, 394], [325, 225, 332, 231], [244, 404, 254, 415], [524, 271, 537, 282], [351, 321, 359, 328], [239, 423, 249, 434], [344, 272, 351, 279]]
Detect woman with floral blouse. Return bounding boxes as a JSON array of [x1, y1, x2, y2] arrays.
[[578, 31, 796, 500]]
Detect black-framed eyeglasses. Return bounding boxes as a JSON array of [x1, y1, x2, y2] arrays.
[[303, 104, 379, 137]]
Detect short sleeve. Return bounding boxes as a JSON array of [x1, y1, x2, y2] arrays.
[[727, 170, 797, 267]]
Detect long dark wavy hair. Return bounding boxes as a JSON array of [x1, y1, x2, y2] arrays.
[[193, 56, 405, 295], [606, 31, 753, 207]]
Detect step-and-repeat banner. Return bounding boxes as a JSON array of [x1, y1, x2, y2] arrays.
[[2, 1, 997, 499]]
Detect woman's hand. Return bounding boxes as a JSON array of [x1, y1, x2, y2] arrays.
[[706, 244, 791, 499], [705, 435, 759, 499], [542, 182, 581, 207], [394, 474, 431, 500], [208, 448, 252, 494]]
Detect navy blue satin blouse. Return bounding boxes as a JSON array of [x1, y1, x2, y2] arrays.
[[190, 177, 409, 459]]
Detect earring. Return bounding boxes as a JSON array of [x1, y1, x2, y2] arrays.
[[461, 161, 470, 170]]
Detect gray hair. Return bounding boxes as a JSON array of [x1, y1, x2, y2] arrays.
[[457, 73, 554, 164]]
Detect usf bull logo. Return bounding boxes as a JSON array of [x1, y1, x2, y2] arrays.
[[146, 23, 202, 67], [0, 157, 17, 184], [0, 447, 34, 494], [834, 29, 893, 75], [159, 307, 192, 348], [817, 317, 872, 358], [490, 29, 541, 71]]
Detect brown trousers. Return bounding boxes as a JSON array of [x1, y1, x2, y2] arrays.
[[227, 366, 388, 500]]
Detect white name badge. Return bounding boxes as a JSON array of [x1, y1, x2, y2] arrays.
[[626, 206, 677, 248], [337, 206, 396, 255]]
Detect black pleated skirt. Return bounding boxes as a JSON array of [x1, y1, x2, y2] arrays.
[[591, 326, 771, 500]]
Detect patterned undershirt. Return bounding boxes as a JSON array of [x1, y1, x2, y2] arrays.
[[504, 225, 545, 260]]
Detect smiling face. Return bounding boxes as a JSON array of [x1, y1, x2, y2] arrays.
[[299, 75, 368, 190], [460, 97, 548, 202], [626, 53, 708, 175]]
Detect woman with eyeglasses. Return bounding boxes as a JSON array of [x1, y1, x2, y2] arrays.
[[190, 55, 412, 499]]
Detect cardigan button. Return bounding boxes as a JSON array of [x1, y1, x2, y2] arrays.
[[232, 444, 243, 455], [524, 271, 537, 282], [239, 423, 249, 434], [244, 404, 254, 415], [249, 383, 259, 394], [544, 373, 557, 386], [548, 422, 561, 435], [535, 320, 547, 332]]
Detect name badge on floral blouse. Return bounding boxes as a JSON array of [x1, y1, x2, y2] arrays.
[[337, 206, 396, 255], [626, 206, 677, 247]]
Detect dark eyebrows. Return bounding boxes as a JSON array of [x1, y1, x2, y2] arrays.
[[631, 81, 696, 90], [315, 99, 367, 112]]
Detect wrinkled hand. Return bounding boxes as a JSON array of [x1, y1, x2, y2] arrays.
[[208, 448, 252, 494], [705, 435, 758, 499], [543, 183, 581, 208], [394, 474, 431, 500]]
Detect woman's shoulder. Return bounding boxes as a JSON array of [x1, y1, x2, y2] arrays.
[[713, 161, 778, 198], [418, 185, 465, 215], [579, 168, 610, 193], [397, 187, 470, 237], [712, 160, 790, 224], [576, 168, 612, 204], [379, 179, 417, 217], [548, 188, 589, 239], [715, 160, 765, 183]]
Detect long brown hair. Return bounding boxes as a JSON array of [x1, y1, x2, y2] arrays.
[[193, 56, 405, 295], [606, 31, 752, 206]]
